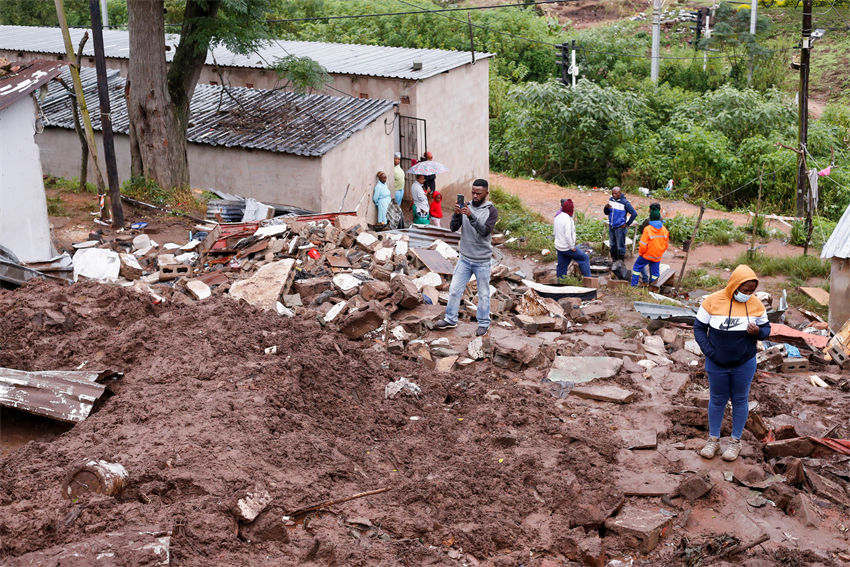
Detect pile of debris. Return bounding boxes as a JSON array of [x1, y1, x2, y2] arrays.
[[60, 216, 607, 374]]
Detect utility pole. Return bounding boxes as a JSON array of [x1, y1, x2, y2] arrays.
[[795, 0, 812, 217], [89, 0, 124, 227], [703, 9, 711, 71], [650, 0, 661, 83], [99, 0, 109, 28], [749, 0, 758, 35], [54, 0, 107, 219], [569, 40, 579, 88]]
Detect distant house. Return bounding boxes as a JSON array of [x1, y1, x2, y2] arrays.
[[0, 60, 62, 263], [821, 204, 850, 332], [0, 25, 493, 197], [38, 68, 397, 221]]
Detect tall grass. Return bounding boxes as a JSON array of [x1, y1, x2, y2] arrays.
[[717, 251, 831, 281]]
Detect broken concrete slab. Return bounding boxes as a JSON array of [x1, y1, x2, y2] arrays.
[[604, 505, 673, 553], [228, 259, 296, 311], [642, 335, 666, 356], [677, 473, 713, 502], [435, 355, 458, 373], [618, 429, 657, 449], [617, 472, 678, 497], [493, 335, 542, 367], [546, 356, 623, 384], [230, 489, 272, 523], [118, 253, 143, 280], [390, 275, 421, 309], [385, 377, 420, 399], [570, 385, 635, 404], [186, 279, 211, 300], [360, 280, 392, 301], [763, 437, 815, 459], [340, 303, 384, 339], [293, 277, 333, 303], [333, 272, 366, 293], [323, 300, 347, 323]]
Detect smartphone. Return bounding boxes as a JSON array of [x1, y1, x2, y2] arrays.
[[457, 194, 465, 207]]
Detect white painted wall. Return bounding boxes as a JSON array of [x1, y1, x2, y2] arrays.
[[830, 258, 850, 333], [0, 96, 54, 262], [320, 109, 397, 223], [36, 107, 397, 217]]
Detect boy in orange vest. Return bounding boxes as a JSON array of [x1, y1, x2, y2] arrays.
[[631, 203, 669, 286]]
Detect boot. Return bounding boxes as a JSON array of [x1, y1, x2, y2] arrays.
[[699, 436, 720, 459], [721, 438, 742, 461]]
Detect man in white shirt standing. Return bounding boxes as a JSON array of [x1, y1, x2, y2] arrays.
[[554, 199, 591, 281]]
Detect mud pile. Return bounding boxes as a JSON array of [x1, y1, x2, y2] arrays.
[[0, 281, 621, 565]]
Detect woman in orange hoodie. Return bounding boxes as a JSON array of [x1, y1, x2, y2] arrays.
[[693, 265, 771, 462]]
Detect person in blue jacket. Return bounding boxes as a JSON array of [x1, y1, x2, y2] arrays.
[[372, 171, 391, 226], [602, 187, 637, 262], [693, 265, 771, 462]]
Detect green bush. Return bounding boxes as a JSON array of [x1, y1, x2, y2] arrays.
[[718, 251, 831, 280], [789, 217, 838, 248]]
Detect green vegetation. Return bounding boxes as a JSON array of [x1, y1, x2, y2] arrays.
[[121, 177, 204, 215], [490, 186, 607, 255], [679, 268, 725, 292], [45, 195, 66, 216], [717, 251, 831, 280], [663, 215, 749, 246], [789, 216, 838, 248]]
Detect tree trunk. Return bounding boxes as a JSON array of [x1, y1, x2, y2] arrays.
[[126, 0, 220, 191], [126, 0, 188, 190]]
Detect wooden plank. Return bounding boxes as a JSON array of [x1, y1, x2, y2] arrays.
[[798, 286, 829, 306], [410, 248, 454, 275]]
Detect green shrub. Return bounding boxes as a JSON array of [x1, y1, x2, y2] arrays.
[[717, 251, 831, 280], [789, 217, 838, 248], [46, 195, 66, 216]]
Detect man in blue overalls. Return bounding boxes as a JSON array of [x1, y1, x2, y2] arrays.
[[603, 186, 637, 263]]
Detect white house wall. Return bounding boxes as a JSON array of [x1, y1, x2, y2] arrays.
[[412, 59, 490, 198], [0, 96, 54, 262], [320, 109, 397, 223]]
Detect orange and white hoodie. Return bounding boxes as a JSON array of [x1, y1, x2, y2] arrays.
[[693, 265, 771, 367]]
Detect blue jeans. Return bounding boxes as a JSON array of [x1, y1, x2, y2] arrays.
[[556, 249, 591, 279], [609, 226, 627, 260], [444, 256, 491, 328], [630, 255, 659, 286], [706, 356, 756, 439]]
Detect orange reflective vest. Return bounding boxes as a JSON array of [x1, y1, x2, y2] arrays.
[[639, 224, 669, 262]]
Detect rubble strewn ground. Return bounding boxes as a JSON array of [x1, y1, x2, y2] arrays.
[[1, 211, 849, 565]]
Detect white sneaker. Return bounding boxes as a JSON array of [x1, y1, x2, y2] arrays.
[[699, 436, 720, 459], [722, 438, 742, 461]]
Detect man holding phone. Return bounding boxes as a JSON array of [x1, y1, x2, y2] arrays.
[[435, 179, 499, 337]]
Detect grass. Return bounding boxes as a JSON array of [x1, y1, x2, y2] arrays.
[[121, 176, 205, 215], [663, 214, 749, 246], [44, 175, 98, 194], [716, 251, 831, 281], [679, 267, 725, 292], [45, 195, 65, 215], [490, 186, 609, 255], [789, 216, 838, 249]]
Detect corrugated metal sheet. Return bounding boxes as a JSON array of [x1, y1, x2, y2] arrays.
[[0, 59, 62, 112], [633, 301, 698, 323], [41, 67, 396, 156], [0, 367, 109, 423], [0, 25, 492, 81], [821, 203, 850, 259]]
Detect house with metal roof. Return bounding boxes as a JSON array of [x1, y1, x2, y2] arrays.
[[821, 203, 850, 331], [0, 60, 63, 263], [36, 67, 397, 219], [0, 24, 493, 200]]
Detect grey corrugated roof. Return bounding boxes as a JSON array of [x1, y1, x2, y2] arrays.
[[41, 67, 396, 156], [0, 25, 492, 80], [821, 203, 850, 259], [0, 59, 63, 112]]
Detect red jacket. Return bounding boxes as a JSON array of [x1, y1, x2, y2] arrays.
[[429, 190, 443, 218]]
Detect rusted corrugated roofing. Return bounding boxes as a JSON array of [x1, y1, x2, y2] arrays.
[[0, 367, 110, 423], [0, 25, 492, 80], [0, 59, 63, 112], [41, 67, 396, 156]]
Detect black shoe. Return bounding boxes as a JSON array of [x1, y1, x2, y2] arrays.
[[475, 326, 488, 336], [434, 319, 457, 330]]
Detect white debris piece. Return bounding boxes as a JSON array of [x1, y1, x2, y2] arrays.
[[684, 340, 703, 356], [132, 233, 152, 250], [356, 232, 378, 248], [175, 252, 198, 265], [374, 247, 393, 263], [133, 245, 155, 258], [393, 238, 409, 260], [333, 273, 363, 292], [413, 272, 442, 290], [254, 223, 288, 238], [390, 325, 412, 341], [181, 239, 201, 251], [186, 279, 211, 300], [384, 377, 421, 399], [468, 336, 485, 360], [157, 254, 177, 268], [323, 301, 347, 323], [72, 240, 100, 249], [72, 248, 120, 283], [162, 243, 182, 251], [275, 301, 295, 317], [430, 239, 458, 260]]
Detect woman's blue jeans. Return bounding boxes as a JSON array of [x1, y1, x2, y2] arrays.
[[706, 356, 756, 439]]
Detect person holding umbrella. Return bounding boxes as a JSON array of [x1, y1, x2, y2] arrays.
[[410, 174, 430, 225], [408, 159, 449, 226], [420, 151, 436, 194]]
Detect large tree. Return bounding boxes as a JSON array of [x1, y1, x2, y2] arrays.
[[126, 0, 271, 189]]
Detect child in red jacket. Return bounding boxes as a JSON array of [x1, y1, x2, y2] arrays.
[[429, 188, 443, 227]]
